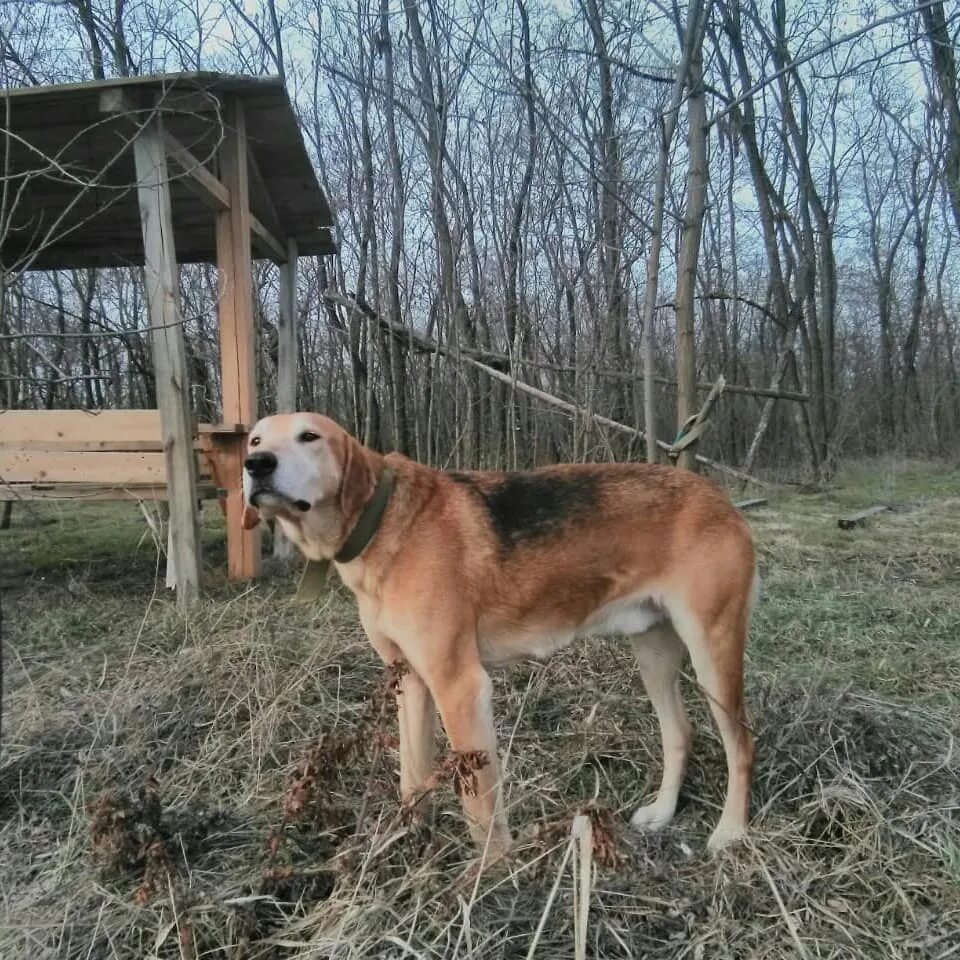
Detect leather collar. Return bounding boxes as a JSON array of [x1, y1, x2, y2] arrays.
[[334, 467, 395, 563]]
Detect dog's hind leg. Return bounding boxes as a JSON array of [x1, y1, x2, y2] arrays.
[[630, 622, 692, 833], [668, 596, 754, 852]]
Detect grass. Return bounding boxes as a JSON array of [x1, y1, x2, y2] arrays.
[[1, 459, 958, 959]]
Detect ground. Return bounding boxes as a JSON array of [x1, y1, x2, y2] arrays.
[[1, 459, 958, 959]]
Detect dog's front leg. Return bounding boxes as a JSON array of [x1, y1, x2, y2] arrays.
[[397, 668, 437, 801], [428, 661, 512, 862]]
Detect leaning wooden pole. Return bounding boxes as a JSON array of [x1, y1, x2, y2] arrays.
[[324, 293, 769, 488], [132, 114, 201, 607]]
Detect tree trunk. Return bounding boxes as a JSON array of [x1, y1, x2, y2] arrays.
[[674, 5, 709, 472], [380, 0, 410, 454], [922, 2, 960, 236]]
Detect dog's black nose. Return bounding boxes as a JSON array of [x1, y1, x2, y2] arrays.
[[244, 450, 278, 478]]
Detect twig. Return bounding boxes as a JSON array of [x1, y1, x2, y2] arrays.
[[755, 847, 811, 960]]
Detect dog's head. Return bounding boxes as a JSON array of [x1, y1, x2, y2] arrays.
[[241, 413, 376, 537]]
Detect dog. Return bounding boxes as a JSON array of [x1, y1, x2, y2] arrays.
[[241, 413, 757, 862]]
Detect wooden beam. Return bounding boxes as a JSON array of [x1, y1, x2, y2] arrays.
[[250, 214, 287, 262], [163, 130, 230, 211], [0, 450, 167, 485], [0, 445, 213, 475], [101, 87, 231, 215], [0, 409, 163, 444], [0, 482, 218, 502], [274, 240, 298, 560], [215, 99, 261, 580], [245, 146, 286, 262], [277, 241, 298, 414], [132, 115, 202, 606], [99, 87, 137, 115]]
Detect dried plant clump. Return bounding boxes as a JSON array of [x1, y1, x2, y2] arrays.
[[88, 778, 173, 904], [275, 660, 410, 839]]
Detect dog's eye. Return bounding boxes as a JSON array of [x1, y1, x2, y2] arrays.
[[298, 431, 320, 443], [249, 436, 261, 447]]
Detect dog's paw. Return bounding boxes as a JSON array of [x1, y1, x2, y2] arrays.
[[630, 802, 675, 833], [706, 822, 747, 854]]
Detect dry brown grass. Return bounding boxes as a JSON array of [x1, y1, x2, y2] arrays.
[[1, 467, 958, 959]]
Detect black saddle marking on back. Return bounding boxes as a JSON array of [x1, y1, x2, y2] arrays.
[[448, 469, 601, 549]]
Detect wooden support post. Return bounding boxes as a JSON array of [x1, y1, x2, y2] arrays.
[[132, 116, 201, 607], [215, 99, 261, 580], [277, 241, 298, 414], [274, 240, 298, 560]]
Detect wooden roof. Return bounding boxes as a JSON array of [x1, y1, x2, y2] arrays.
[[1, 72, 337, 270]]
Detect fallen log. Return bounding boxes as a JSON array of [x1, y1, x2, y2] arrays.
[[838, 505, 890, 530]]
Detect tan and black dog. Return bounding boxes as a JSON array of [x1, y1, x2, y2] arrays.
[[241, 413, 757, 863]]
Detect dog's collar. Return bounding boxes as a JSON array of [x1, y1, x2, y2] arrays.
[[334, 467, 395, 564]]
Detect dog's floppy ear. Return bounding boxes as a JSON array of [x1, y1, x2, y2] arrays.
[[338, 432, 376, 520], [242, 502, 261, 530]]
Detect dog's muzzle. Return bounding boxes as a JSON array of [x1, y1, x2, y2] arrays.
[[244, 452, 310, 512], [247, 487, 311, 513]]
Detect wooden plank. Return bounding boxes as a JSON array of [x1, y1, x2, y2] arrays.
[[0, 440, 166, 452], [0, 450, 166, 484], [0, 439, 218, 458], [0, 482, 217, 502], [133, 114, 202, 606], [0, 451, 212, 482], [0, 483, 168, 502], [163, 129, 230, 211], [216, 98, 261, 580], [0, 409, 162, 445], [838, 505, 890, 530]]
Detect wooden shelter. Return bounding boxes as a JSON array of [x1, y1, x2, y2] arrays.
[[0, 73, 337, 605]]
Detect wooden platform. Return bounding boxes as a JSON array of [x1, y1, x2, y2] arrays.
[[2, 72, 329, 602]]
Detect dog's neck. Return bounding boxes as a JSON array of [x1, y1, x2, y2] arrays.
[[277, 502, 341, 561], [279, 455, 395, 564], [335, 467, 395, 563]]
